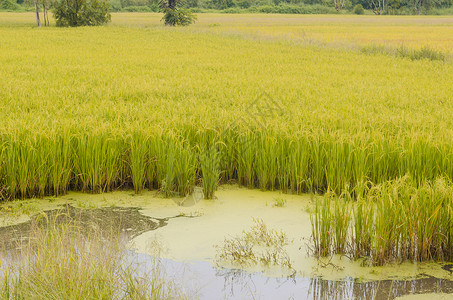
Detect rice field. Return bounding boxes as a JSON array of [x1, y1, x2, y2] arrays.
[[1, 13, 453, 202], [311, 176, 453, 266]]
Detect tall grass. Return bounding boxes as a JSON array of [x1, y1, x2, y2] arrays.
[[198, 141, 221, 199], [1, 131, 453, 201], [0, 212, 188, 299], [310, 176, 453, 265]]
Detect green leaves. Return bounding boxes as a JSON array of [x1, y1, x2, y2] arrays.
[[161, 8, 196, 26], [54, 0, 111, 27]]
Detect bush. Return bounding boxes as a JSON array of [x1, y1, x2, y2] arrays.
[[162, 8, 197, 26], [110, 0, 122, 11], [353, 4, 364, 14], [0, 0, 20, 11], [54, 0, 111, 27]]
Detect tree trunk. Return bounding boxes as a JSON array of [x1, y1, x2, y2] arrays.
[[34, 1, 41, 27], [42, 4, 47, 26], [44, 4, 50, 26]]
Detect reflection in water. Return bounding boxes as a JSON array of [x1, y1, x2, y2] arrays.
[[131, 252, 453, 300], [309, 276, 453, 300]]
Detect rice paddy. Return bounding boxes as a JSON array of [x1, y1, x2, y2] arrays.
[[1, 13, 453, 268], [311, 176, 453, 266]]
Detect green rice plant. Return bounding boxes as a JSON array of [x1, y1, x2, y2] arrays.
[[174, 140, 196, 197], [352, 199, 373, 258], [324, 136, 354, 195], [48, 134, 72, 197], [5, 136, 37, 200], [332, 192, 351, 254], [219, 127, 237, 183], [309, 135, 327, 193], [161, 140, 177, 198], [276, 137, 291, 193], [34, 136, 50, 198], [288, 137, 310, 193], [310, 176, 453, 265], [236, 131, 256, 188], [150, 133, 169, 191], [255, 133, 278, 191], [144, 135, 157, 191], [310, 196, 332, 257], [73, 134, 123, 193], [0, 139, 6, 200], [128, 131, 149, 194], [198, 142, 221, 199]]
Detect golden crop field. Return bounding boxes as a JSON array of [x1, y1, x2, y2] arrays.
[[1, 12, 453, 201]]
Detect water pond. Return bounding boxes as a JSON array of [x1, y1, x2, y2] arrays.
[[1, 185, 452, 299]]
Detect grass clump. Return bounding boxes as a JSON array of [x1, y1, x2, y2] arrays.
[[361, 44, 447, 62], [216, 219, 292, 270], [272, 196, 286, 207], [310, 176, 453, 266], [0, 212, 187, 299]]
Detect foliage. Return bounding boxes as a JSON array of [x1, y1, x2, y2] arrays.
[[353, 3, 364, 12], [53, 0, 111, 27], [162, 7, 196, 25], [114, 0, 452, 15], [0, 0, 20, 11]]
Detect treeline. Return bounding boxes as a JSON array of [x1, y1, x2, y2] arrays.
[[1, 0, 452, 14], [102, 0, 453, 14], [0, 0, 452, 17]]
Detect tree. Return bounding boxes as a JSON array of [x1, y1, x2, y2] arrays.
[[367, 0, 385, 13], [53, 0, 111, 26], [159, 0, 196, 26], [42, 0, 51, 26], [334, 0, 345, 11], [26, 0, 51, 27], [408, 0, 439, 13]]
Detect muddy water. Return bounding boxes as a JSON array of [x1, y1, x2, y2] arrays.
[[1, 185, 453, 299], [0, 205, 164, 252]]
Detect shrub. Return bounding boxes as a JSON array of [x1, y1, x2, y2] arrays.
[[53, 0, 111, 27], [162, 8, 196, 26], [0, 0, 20, 11], [353, 4, 364, 14]]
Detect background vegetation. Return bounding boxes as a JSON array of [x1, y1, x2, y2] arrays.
[[1, 0, 452, 15]]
